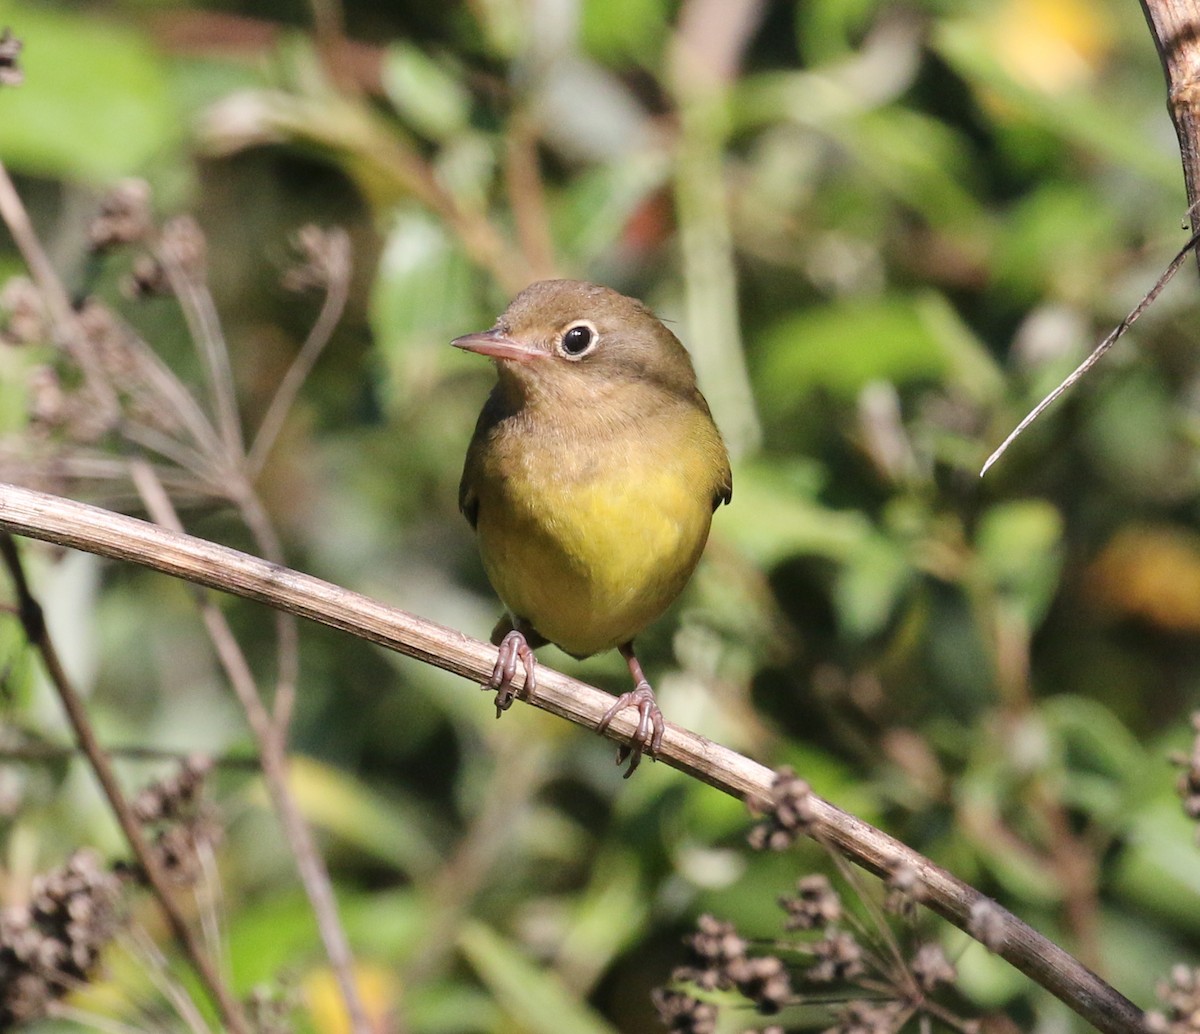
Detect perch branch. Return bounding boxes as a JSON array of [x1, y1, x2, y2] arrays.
[[0, 481, 1145, 1034], [1141, 0, 1200, 243]]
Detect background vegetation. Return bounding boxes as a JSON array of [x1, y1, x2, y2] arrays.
[[2, 0, 1199, 1030]]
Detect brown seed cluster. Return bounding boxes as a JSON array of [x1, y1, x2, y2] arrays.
[[748, 767, 819, 850], [130, 755, 220, 887], [826, 999, 909, 1034], [1147, 966, 1200, 1034], [780, 873, 841, 930], [966, 898, 1006, 953], [808, 928, 864, 983], [674, 914, 792, 1012], [88, 179, 153, 253], [658, 769, 974, 1034], [281, 225, 352, 294], [0, 849, 122, 1026]]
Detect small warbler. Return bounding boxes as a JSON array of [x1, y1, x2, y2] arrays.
[[455, 280, 732, 774]]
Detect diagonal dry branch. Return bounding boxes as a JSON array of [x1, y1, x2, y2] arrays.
[[0, 481, 1146, 1034]]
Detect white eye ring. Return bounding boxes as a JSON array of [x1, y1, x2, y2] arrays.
[[559, 320, 599, 359]]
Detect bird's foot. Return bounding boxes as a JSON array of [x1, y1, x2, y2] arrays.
[[597, 681, 664, 778], [485, 629, 537, 717]]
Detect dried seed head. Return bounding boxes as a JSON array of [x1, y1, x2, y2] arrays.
[[88, 179, 153, 252], [132, 754, 214, 823], [967, 898, 1006, 953], [726, 953, 791, 1014], [122, 253, 171, 299], [748, 767, 818, 850], [1147, 966, 1200, 1034], [808, 929, 864, 983], [2, 277, 48, 345], [0, 849, 123, 1026], [282, 225, 351, 292], [28, 366, 66, 429], [824, 1000, 907, 1034], [652, 988, 718, 1034], [130, 757, 220, 888], [159, 215, 208, 282], [60, 382, 120, 444], [780, 873, 841, 930], [687, 914, 747, 968], [883, 860, 924, 918], [910, 942, 956, 992]]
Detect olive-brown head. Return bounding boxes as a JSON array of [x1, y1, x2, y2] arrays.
[[452, 279, 706, 411]]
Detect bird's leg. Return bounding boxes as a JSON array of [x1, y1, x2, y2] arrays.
[[596, 642, 666, 778], [486, 628, 537, 717]]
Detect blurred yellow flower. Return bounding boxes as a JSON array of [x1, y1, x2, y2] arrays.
[[991, 0, 1114, 93], [304, 964, 400, 1034]]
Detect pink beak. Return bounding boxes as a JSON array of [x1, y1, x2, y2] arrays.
[[451, 329, 542, 362]]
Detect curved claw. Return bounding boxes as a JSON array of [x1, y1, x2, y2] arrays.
[[597, 681, 665, 778], [486, 630, 537, 717]]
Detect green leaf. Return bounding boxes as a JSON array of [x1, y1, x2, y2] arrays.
[[581, 0, 669, 62], [282, 755, 447, 878], [933, 16, 1178, 188], [0, 5, 178, 181], [755, 294, 950, 412], [551, 153, 670, 269], [974, 499, 1063, 625], [458, 922, 620, 1034], [719, 462, 876, 568], [835, 531, 912, 638], [370, 209, 483, 413], [1113, 798, 1200, 933], [382, 42, 471, 140]]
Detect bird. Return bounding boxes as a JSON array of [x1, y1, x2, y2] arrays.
[[455, 279, 732, 775]]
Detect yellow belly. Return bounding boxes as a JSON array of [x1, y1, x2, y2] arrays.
[[474, 437, 716, 657]]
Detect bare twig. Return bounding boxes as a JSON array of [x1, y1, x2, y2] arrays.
[[980, 227, 1200, 475], [0, 162, 118, 415], [129, 459, 372, 1034], [0, 481, 1146, 1034], [247, 228, 352, 476], [0, 742, 259, 768], [0, 532, 249, 1034], [986, 2, 1200, 474], [157, 221, 245, 458]]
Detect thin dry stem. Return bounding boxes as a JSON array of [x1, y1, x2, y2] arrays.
[[0, 166, 119, 416], [981, 226, 1200, 474], [123, 923, 215, 1034], [129, 459, 371, 1034], [0, 481, 1145, 1034], [0, 742, 260, 768], [0, 533, 249, 1034], [247, 228, 352, 476], [158, 232, 245, 457]]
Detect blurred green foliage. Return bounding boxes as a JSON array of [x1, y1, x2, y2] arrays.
[[2, 0, 1200, 1030]]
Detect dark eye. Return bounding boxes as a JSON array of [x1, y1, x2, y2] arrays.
[[560, 322, 596, 358]]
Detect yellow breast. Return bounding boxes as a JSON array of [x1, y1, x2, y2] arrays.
[[469, 405, 725, 658]]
